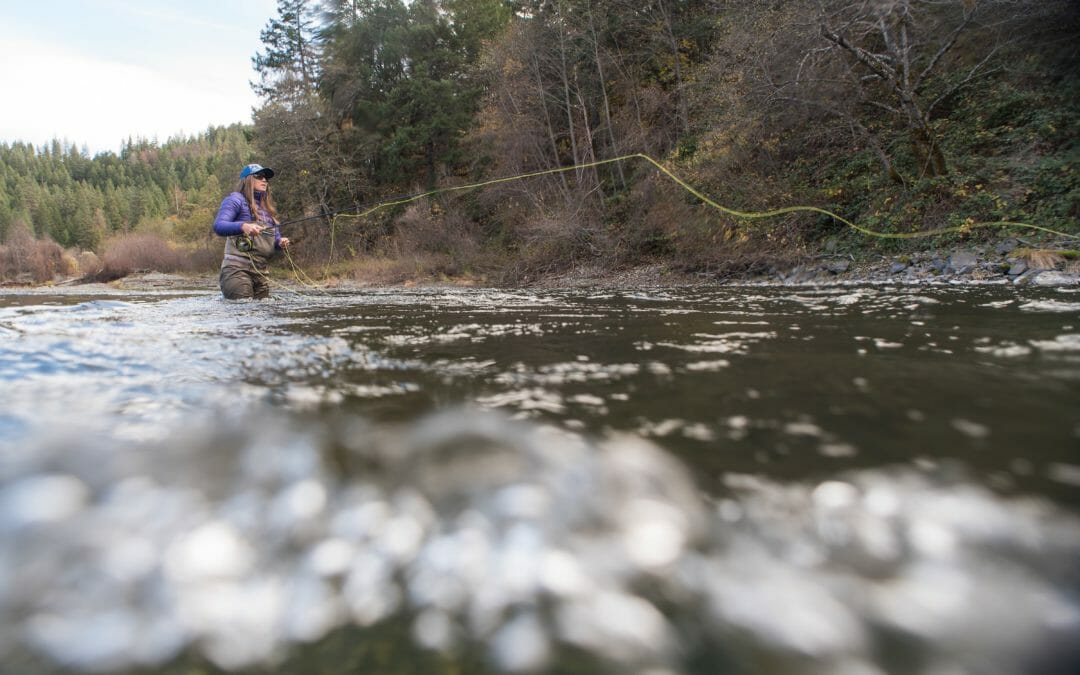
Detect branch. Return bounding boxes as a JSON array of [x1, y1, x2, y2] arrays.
[[819, 27, 896, 85], [795, 45, 834, 85], [914, 10, 974, 92], [927, 48, 1002, 117], [775, 94, 905, 185], [862, 99, 902, 116]]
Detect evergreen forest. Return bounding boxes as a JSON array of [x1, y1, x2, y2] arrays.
[[1, 0, 1077, 284]]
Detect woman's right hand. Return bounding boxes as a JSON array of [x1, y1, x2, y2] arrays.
[[241, 222, 264, 236]]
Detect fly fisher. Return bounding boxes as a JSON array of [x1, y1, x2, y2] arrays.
[[213, 163, 291, 299]]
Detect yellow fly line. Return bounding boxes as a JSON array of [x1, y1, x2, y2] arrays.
[[267, 152, 1077, 295], [328, 152, 1077, 245]]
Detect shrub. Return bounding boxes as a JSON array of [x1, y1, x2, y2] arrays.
[[358, 197, 503, 281], [184, 244, 222, 273], [97, 233, 190, 281], [0, 224, 65, 283], [75, 251, 102, 277], [500, 210, 605, 284], [60, 252, 79, 277]]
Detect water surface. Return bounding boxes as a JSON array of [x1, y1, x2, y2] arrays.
[[1, 283, 1078, 674]]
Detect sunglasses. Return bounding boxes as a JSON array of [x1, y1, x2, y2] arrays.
[[253, 174, 271, 181]]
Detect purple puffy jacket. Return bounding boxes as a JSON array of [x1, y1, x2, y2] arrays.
[[213, 191, 282, 248]]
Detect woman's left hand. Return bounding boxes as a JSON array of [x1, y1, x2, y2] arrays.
[[280, 237, 291, 249]]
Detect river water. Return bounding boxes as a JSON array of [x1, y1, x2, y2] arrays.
[[1, 283, 1078, 674]]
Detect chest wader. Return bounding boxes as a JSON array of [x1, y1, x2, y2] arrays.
[[219, 230, 277, 299]]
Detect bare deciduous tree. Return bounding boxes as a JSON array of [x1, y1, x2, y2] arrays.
[[764, 0, 1066, 181]]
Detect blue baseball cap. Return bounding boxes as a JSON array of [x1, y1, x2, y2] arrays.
[[240, 163, 275, 179]]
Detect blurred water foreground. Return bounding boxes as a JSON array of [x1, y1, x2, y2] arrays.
[[2, 411, 1078, 675], [0, 285, 1078, 674]]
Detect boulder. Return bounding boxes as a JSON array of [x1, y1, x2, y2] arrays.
[[1032, 271, 1080, 286], [946, 250, 979, 274], [995, 238, 1019, 255], [826, 259, 851, 274], [1006, 259, 1027, 276]]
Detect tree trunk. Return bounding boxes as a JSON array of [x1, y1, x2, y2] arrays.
[[555, 1, 582, 183], [530, 58, 573, 199], [910, 126, 947, 178], [657, 0, 689, 139], [572, 65, 604, 205], [586, 0, 626, 189]]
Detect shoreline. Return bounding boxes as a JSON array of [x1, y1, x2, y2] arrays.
[[3, 241, 1079, 295]]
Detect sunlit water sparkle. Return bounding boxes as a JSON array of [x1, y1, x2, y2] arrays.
[[1, 284, 1078, 674]]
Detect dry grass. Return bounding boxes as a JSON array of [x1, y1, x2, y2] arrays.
[[350, 256, 425, 285], [0, 232, 218, 285], [1019, 248, 1067, 270]]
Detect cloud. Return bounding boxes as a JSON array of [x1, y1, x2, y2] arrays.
[[0, 34, 259, 156]]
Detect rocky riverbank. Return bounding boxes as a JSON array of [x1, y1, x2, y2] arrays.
[[755, 237, 1080, 287], [526, 238, 1080, 289], [5, 237, 1079, 294]]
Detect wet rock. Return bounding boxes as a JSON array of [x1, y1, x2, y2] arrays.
[[947, 251, 979, 275], [929, 258, 947, 275], [826, 259, 851, 274], [889, 260, 910, 274], [780, 265, 821, 284], [1032, 271, 1080, 286], [1007, 259, 1028, 276], [996, 238, 1019, 255], [1013, 269, 1043, 285]]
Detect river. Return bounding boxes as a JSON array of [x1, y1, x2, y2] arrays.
[[1, 282, 1078, 674]]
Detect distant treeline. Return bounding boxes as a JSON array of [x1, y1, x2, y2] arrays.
[[0, 126, 257, 251], [2, 0, 1077, 284]]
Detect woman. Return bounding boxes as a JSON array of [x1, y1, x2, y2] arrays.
[[213, 163, 291, 299]]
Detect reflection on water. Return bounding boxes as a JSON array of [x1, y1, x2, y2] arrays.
[[0, 284, 1078, 674]]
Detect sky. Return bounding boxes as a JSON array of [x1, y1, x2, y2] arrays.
[[0, 0, 277, 156]]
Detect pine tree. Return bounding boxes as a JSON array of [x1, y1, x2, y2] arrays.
[[252, 0, 321, 104]]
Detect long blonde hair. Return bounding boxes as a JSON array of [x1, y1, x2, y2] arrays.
[[234, 176, 279, 224]]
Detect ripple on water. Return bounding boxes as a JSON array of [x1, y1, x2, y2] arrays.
[[1, 286, 1079, 672], [1020, 300, 1080, 313], [656, 331, 776, 355], [1, 410, 1076, 674], [1029, 334, 1080, 352]]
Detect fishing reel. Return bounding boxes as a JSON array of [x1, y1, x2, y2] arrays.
[[235, 224, 274, 253]]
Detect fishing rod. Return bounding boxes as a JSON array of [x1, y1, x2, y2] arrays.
[[275, 185, 460, 229]]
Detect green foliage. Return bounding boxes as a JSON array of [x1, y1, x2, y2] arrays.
[[252, 0, 321, 102], [310, 0, 506, 188], [0, 126, 258, 253]]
